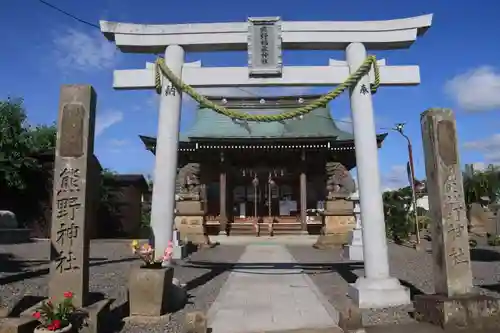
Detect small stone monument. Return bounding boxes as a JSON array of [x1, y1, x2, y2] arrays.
[[315, 162, 357, 249], [20, 86, 111, 333], [174, 163, 212, 247], [415, 109, 500, 330], [0, 210, 31, 244], [0, 211, 17, 228], [343, 191, 364, 261]]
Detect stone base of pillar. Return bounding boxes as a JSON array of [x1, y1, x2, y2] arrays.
[[342, 228, 364, 261], [348, 277, 411, 309], [414, 294, 500, 330], [313, 234, 348, 249]]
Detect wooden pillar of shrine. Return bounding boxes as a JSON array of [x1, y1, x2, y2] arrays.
[[219, 151, 228, 235], [300, 149, 307, 232]]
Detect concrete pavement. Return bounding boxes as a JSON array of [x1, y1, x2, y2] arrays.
[[207, 244, 340, 333]]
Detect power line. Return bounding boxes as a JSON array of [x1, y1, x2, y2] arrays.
[[36, 0, 100, 29]]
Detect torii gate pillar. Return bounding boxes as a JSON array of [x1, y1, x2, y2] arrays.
[[346, 42, 411, 308], [150, 44, 185, 265]]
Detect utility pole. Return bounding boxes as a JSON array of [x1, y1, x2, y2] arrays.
[[393, 123, 421, 249]]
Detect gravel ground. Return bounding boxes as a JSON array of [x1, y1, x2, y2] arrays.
[[2, 238, 500, 331], [0, 240, 245, 333], [288, 239, 500, 326]]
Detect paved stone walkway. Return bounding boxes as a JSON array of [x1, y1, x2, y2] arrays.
[[207, 244, 339, 333]]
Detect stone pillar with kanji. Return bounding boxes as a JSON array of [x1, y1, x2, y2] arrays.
[[48, 85, 97, 308], [45, 85, 111, 333], [415, 108, 500, 330]]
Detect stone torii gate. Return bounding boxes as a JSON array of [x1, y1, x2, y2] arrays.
[[100, 14, 433, 309]]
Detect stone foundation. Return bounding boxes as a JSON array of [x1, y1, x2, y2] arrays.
[[175, 215, 205, 244], [324, 215, 356, 234], [314, 198, 356, 249], [313, 234, 349, 249], [175, 200, 212, 246], [414, 293, 500, 330], [176, 201, 204, 213]]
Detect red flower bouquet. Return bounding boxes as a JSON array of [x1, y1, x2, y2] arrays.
[[32, 292, 75, 332]]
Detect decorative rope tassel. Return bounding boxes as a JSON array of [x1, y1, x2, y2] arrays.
[[154, 60, 163, 95], [154, 55, 380, 122]]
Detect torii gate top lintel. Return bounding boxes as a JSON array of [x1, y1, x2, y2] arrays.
[[100, 14, 433, 53]]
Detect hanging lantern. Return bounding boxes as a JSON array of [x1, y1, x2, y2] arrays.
[[252, 175, 259, 187]]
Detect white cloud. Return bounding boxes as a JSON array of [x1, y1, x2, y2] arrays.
[[95, 110, 124, 136], [445, 66, 500, 112], [463, 133, 500, 164], [381, 165, 410, 192], [53, 28, 118, 71], [105, 139, 129, 153], [108, 139, 128, 147]]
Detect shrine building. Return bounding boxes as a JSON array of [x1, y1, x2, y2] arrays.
[[140, 95, 387, 235]]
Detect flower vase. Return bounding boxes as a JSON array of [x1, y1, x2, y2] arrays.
[[128, 265, 174, 316], [34, 323, 73, 333]]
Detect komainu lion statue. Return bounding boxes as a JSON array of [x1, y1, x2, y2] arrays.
[[325, 162, 356, 198], [176, 163, 204, 201]]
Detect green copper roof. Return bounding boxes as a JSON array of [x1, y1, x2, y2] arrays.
[[140, 95, 388, 150], [183, 107, 352, 140], [181, 95, 353, 140]]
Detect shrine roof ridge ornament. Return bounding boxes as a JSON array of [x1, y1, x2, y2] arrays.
[[100, 14, 433, 53]]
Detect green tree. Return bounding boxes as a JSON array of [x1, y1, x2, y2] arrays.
[[382, 186, 414, 243], [0, 98, 58, 228], [463, 164, 500, 207], [29, 123, 57, 153], [0, 98, 119, 234], [0, 98, 39, 190], [100, 168, 119, 216]]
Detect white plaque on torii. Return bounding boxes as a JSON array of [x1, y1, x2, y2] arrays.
[[247, 17, 283, 77]]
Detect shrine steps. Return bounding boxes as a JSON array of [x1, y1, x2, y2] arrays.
[[227, 222, 306, 236], [272, 222, 304, 235], [228, 222, 257, 236]]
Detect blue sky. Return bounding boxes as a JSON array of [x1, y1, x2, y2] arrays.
[[1, 0, 500, 190]]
